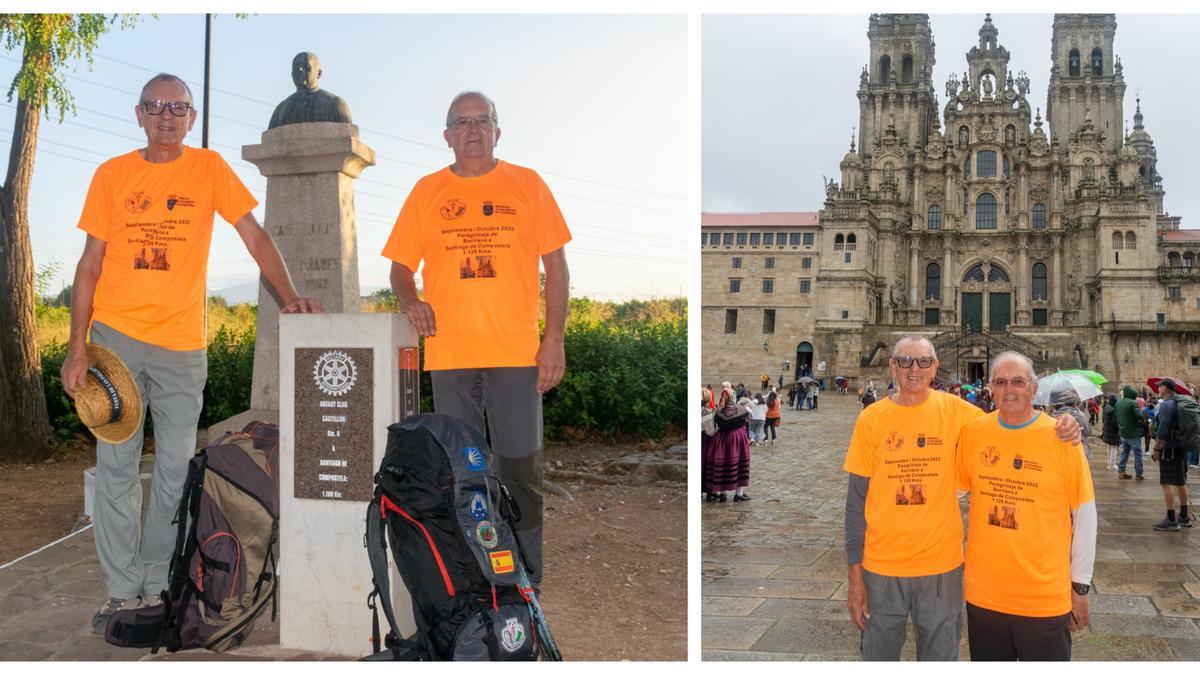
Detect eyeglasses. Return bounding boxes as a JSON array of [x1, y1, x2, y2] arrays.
[[449, 115, 495, 129], [991, 377, 1030, 389], [140, 100, 192, 117], [893, 355, 935, 369]]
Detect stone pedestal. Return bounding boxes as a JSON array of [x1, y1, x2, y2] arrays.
[[243, 122, 375, 412], [278, 313, 419, 656]]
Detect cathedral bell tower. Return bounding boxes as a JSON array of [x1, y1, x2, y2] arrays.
[[858, 13, 937, 160], [1047, 14, 1125, 153]]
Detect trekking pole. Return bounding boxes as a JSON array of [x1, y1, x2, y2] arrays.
[[515, 565, 562, 661]]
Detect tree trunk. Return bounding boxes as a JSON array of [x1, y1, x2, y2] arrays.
[[0, 50, 53, 460]]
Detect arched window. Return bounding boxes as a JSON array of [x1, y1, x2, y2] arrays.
[[1091, 48, 1103, 76], [926, 262, 941, 300], [1069, 48, 1081, 77], [846, 233, 857, 251], [1140, 165, 1147, 177], [879, 54, 891, 85], [1126, 231, 1137, 250], [964, 265, 985, 283], [1185, 252, 1195, 269], [1032, 263, 1048, 300], [901, 54, 914, 83], [987, 265, 1009, 283], [976, 193, 997, 229], [1169, 251, 1182, 267], [1112, 231, 1124, 250], [1033, 203, 1047, 229], [977, 151, 997, 177], [927, 205, 942, 230], [834, 233, 845, 251]]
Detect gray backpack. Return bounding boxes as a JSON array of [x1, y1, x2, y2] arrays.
[[104, 422, 279, 653]]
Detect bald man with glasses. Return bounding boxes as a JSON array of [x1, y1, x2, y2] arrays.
[[842, 336, 1078, 660], [62, 72, 322, 634]]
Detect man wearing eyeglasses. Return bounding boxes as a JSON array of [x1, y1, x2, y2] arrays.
[[61, 73, 322, 634], [382, 91, 571, 589], [956, 351, 1095, 660], [843, 336, 1078, 660]]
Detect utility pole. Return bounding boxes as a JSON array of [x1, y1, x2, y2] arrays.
[[202, 13, 212, 148]]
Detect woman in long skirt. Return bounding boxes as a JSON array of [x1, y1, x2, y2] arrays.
[[701, 388, 716, 499], [705, 388, 751, 502]]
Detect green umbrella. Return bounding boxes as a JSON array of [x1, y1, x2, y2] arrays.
[[961, 384, 975, 392], [1059, 369, 1108, 386]]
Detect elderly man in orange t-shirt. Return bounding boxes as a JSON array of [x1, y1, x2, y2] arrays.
[[382, 91, 571, 588], [61, 73, 322, 634], [956, 351, 1096, 660]]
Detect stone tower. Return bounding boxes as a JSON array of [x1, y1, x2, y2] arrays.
[[1047, 14, 1125, 153], [858, 13, 937, 159]]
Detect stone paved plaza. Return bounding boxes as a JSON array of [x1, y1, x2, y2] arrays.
[[702, 393, 1200, 661]]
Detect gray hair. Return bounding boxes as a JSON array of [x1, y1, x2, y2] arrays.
[[445, 90, 498, 128], [891, 335, 937, 360], [139, 73, 194, 103], [990, 350, 1037, 382]]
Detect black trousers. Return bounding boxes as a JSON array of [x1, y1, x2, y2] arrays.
[[966, 602, 1072, 661]]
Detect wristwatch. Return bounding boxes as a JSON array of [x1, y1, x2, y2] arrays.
[[1071, 582, 1090, 596]]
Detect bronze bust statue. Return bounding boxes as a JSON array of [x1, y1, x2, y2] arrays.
[[268, 52, 352, 129]]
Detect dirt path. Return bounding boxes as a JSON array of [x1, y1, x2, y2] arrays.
[[0, 437, 686, 661]]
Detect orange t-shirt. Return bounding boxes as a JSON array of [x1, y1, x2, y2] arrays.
[[381, 161, 571, 370], [77, 147, 257, 351], [843, 390, 982, 576], [957, 412, 1094, 617]]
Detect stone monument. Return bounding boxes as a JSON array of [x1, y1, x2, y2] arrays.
[[278, 312, 419, 656], [240, 61, 374, 419]]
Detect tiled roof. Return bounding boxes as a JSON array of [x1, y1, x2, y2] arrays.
[[701, 212, 820, 228], [1161, 229, 1200, 242]]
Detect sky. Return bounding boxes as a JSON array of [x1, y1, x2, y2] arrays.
[[702, 12, 1199, 226], [2, 13, 687, 302]]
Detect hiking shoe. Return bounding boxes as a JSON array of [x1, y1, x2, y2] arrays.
[[1119, 473, 1132, 480], [1180, 517, 1194, 528], [1153, 518, 1181, 532], [91, 596, 142, 635]]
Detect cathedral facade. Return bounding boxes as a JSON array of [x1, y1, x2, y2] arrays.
[[702, 14, 1200, 389]]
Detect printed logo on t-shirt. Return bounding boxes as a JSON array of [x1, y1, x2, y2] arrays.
[[895, 483, 927, 505], [459, 255, 496, 279], [483, 202, 494, 216], [981, 446, 1001, 466], [125, 191, 152, 213], [916, 434, 943, 447], [440, 198, 467, 220], [133, 247, 170, 271], [885, 431, 904, 452], [987, 504, 1019, 530], [1011, 455, 1042, 471], [165, 194, 195, 211]]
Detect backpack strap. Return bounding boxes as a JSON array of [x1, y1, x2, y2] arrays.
[[153, 452, 208, 654], [365, 495, 432, 659]]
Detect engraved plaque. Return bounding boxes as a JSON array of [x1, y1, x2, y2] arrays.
[[294, 347, 374, 501]]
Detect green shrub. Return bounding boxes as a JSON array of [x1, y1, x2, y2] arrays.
[[202, 324, 256, 426], [41, 340, 83, 441]]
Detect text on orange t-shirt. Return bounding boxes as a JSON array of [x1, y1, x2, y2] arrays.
[[381, 161, 571, 370], [956, 412, 1094, 617], [843, 390, 983, 576], [77, 147, 257, 351]]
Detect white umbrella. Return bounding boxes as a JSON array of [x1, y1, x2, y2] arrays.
[[1032, 371, 1103, 407]]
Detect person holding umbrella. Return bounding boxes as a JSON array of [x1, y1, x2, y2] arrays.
[[1149, 378, 1193, 530]]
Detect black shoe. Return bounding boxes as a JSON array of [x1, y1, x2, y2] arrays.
[[734, 494, 751, 502], [718, 493, 728, 502], [1153, 517, 1181, 532], [705, 493, 717, 502], [1180, 517, 1193, 528]]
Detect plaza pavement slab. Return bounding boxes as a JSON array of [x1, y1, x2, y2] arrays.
[[702, 393, 1200, 661]]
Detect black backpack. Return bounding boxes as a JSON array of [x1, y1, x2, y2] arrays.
[[362, 414, 561, 661], [105, 422, 279, 653], [1172, 395, 1200, 454]]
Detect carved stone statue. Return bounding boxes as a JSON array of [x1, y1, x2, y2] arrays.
[[269, 52, 353, 129], [1067, 274, 1083, 309], [890, 274, 908, 308], [982, 76, 993, 99]]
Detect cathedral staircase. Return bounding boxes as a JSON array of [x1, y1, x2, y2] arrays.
[[928, 329, 1052, 381]]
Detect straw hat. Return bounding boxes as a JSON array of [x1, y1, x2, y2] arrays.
[[74, 344, 142, 444]]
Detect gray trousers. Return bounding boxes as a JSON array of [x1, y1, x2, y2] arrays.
[[90, 322, 206, 599], [861, 564, 964, 661], [431, 367, 544, 587]]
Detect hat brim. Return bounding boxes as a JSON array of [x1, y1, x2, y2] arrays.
[[81, 344, 143, 445]]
